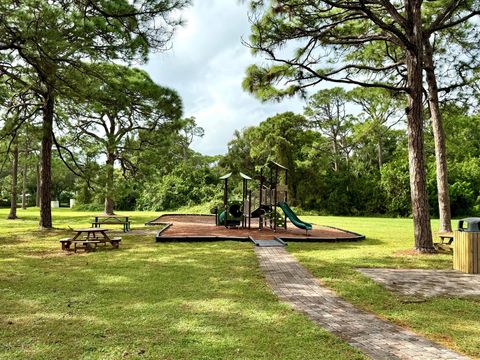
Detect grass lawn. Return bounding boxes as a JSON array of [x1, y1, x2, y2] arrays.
[[1, 208, 479, 359], [0, 208, 364, 360], [291, 215, 480, 358]]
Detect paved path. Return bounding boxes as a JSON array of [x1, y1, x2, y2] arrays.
[[357, 268, 480, 298], [255, 247, 469, 360]]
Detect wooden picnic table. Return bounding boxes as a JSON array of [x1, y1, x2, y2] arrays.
[[59, 228, 122, 252], [434, 231, 454, 253], [92, 214, 131, 232]]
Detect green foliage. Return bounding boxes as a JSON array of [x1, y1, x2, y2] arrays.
[[449, 181, 478, 217], [219, 128, 257, 175], [244, 0, 479, 101], [0, 0, 191, 225], [380, 159, 411, 216], [50, 158, 76, 202], [243, 64, 299, 101], [221, 88, 407, 215], [137, 156, 221, 211], [112, 176, 141, 211], [60, 63, 185, 213]]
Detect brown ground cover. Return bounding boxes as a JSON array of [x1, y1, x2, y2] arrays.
[[150, 214, 360, 241]]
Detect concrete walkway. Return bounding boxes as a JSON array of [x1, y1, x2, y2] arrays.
[[255, 247, 469, 360], [357, 268, 480, 298]]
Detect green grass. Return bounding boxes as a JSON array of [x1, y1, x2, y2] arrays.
[[2, 209, 479, 359], [289, 215, 480, 358], [0, 208, 364, 360]]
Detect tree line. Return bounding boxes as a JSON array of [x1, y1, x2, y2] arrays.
[[222, 89, 480, 221], [5, 85, 480, 235]]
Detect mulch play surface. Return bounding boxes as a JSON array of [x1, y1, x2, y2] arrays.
[[149, 214, 363, 241]]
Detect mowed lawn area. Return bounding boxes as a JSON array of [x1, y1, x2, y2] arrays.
[[0, 209, 478, 359], [0, 208, 363, 360]]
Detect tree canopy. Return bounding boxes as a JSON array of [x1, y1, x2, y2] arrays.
[[0, 0, 190, 227]]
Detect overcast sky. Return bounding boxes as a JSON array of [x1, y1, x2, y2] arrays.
[[143, 0, 305, 156]]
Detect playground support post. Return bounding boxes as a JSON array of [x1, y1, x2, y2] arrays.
[[248, 189, 251, 229], [259, 168, 264, 230], [274, 166, 278, 232], [224, 178, 228, 227], [242, 178, 246, 228], [284, 169, 288, 230], [223, 178, 228, 206]]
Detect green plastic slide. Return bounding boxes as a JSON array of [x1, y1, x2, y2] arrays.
[[277, 202, 312, 230]]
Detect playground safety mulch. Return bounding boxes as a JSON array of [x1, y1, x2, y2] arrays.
[[147, 214, 365, 243]]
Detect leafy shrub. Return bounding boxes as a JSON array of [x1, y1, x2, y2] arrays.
[[136, 161, 221, 211], [449, 181, 476, 217], [380, 160, 411, 216]]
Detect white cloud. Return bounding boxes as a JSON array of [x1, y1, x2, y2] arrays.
[[143, 0, 305, 155]]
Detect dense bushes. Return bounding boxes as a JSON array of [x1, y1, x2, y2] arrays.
[[136, 161, 221, 211]]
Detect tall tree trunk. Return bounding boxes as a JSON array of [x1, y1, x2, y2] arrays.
[[377, 134, 383, 169], [332, 139, 339, 171], [22, 142, 28, 209], [424, 41, 452, 233], [36, 162, 40, 207], [7, 141, 19, 220], [104, 151, 115, 215], [39, 88, 54, 228], [22, 163, 28, 209], [82, 181, 92, 204], [405, 0, 434, 252]]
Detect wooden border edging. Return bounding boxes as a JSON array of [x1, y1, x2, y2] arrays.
[[145, 213, 214, 226]]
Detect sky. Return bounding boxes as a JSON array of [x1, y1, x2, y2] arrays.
[[143, 0, 305, 156]]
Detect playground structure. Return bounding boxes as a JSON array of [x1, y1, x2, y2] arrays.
[[212, 172, 252, 228], [212, 161, 312, 234], [147, 160, 364, 244], [149, 213, 364, 244]]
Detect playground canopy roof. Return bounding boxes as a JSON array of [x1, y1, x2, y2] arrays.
[[219, 172, 232, 180], [239, 172, 252, 180], [267, 160, 288, 170], [219, 172, 252, 180]]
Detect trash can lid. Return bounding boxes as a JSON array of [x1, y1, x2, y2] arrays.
[[459, 217, 480, 223]]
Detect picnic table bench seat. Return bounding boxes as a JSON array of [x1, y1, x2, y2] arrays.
[[80, 236, 122, 247], [91, 221, 131, 232], [60, 238, 73, 250]]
